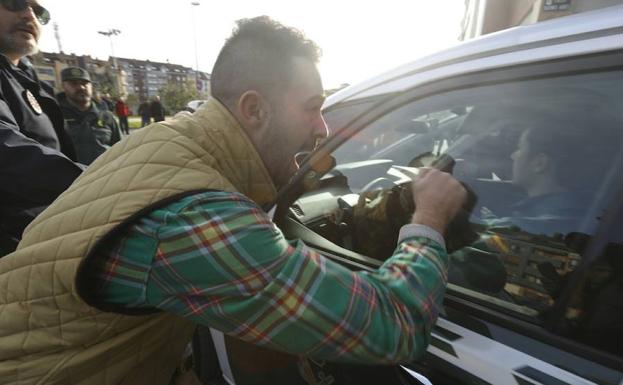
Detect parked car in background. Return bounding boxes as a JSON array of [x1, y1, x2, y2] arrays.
[[185, 99, 206, 113], [205, 6, 623, 385]]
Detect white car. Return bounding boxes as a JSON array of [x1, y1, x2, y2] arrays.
[[185, 99, 206, 113], [204, 6, 623, 385]]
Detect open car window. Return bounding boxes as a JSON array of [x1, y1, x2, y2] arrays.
[[285, 70, 623, 341]]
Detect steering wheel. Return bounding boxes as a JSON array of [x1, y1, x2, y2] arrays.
[[361, 177, 399, 192]]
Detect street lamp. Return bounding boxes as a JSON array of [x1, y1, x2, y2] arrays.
[[191, 2, 200, 72], [190, 1, 201, 92], [98, 28, 121, 68], [98, 28, 122, 96]]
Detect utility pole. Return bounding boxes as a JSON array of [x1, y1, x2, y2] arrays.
[[53, 22, 63, 53], [98, 29, 122, 95], [98, 28, 121, 68], [191, 1, 201, 91]]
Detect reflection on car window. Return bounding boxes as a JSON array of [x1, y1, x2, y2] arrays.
[[292, 70, 623, 338], [563, 205, 623, 357]]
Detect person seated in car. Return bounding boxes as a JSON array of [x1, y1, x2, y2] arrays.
[[451, 108, 622, 294], [481, 109, 620, 236]]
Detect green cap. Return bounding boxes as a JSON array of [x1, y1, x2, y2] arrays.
[[61, 67, 91, 82]]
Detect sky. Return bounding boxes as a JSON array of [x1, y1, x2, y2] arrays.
[[38, 0, 465, 89]]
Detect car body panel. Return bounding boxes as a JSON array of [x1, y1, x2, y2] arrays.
[[427, 317, 611, 385]]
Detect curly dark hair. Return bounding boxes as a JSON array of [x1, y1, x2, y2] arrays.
[[211, 16, 322, 108]]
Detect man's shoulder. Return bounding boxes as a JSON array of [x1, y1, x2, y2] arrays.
[[98, 109, 118, 126], [0, 61, 22, 96]]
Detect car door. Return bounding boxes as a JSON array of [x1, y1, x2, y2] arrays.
[[272, 51, 623, 385]]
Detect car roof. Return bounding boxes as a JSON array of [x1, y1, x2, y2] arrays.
[[325, 4, 623, 107]]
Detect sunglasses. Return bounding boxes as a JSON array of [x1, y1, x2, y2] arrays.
[[1, 0, 50, 25]]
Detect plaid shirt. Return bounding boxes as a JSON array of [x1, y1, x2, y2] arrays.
[[95, 191, 448, 363]]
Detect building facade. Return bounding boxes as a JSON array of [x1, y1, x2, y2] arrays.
[[30, 52, 210, 110], [116, 58, 209, 102]]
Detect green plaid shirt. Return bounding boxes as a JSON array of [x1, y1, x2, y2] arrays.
[[95, 191, 448, 363]]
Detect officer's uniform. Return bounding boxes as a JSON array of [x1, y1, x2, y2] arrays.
[[0, 55, 83, 256], [57, 67, 121, 165]]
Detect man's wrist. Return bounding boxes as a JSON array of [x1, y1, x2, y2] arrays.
[[411, 211, 446, 235], [398, 223, 446, 250]]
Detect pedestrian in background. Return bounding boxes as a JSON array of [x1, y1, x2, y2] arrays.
[[93, 90, 109, 111], [102, 92, 115, 111], [115, 95, 130, 134], [0, 0, 82, 255], [57, 67, 121, 164], [150, 94, 165, 122], [138, 99, 151, 126]]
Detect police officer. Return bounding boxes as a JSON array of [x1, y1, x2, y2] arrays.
[[0, 0, 83, 255], [57, 67, 121, 164]]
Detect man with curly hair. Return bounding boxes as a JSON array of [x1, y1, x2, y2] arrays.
[[0, 16, 466, 385]]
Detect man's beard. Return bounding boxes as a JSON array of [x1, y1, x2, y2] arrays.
[[0, 33, 39, 58], [67, 92, 91, 109], [263, 122, 317, 188]]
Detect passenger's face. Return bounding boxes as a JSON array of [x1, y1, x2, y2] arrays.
[[262, 57, 328, 187], [0, 1, 42, 63], [62, 79, 93, 108]]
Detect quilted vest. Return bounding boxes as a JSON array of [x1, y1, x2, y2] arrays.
[[0, 99, 278, 385]]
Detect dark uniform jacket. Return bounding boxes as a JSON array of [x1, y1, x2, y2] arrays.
[[0, 55, 83, 255], [150, 100, 165, 122], [57, 93, 121, 164]]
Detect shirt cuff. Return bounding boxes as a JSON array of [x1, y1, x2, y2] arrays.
[[398, 224, 446, 250]]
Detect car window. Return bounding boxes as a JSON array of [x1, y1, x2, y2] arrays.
[[290, 70, 623, 330], [322, 97, 383, 139]]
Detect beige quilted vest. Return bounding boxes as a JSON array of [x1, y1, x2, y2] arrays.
[[0, 99, 278, 385]]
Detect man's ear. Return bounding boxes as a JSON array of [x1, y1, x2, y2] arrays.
[[237, 91, 268, 129]]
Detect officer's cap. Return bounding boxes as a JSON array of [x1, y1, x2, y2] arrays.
[[61, 67, 91, 82]]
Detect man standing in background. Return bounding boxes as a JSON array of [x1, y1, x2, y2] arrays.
[[138, 98, 151, 126], [150, 94, 165, 122], [57, 67, 121, 164], [115, 95, 130, 134], [101, 92, 115, 111], [0, 0, 82, 254]]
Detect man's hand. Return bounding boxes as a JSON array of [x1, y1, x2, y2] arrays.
[[411, 168, 467, 234]]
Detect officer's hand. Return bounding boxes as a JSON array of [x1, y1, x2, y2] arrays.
[[411, 168, 467, 234]]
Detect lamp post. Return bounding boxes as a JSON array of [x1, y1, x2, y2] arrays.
[[98, 28, 122, 95], [191, 1, 201, 91], [98, 28, 121, 69]]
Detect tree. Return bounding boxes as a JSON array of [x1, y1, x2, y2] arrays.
[[158, 81, 200, 114]]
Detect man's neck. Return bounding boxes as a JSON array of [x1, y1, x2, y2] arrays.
[[0, 53, 21, 66], [526, 179, 565, 198]]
